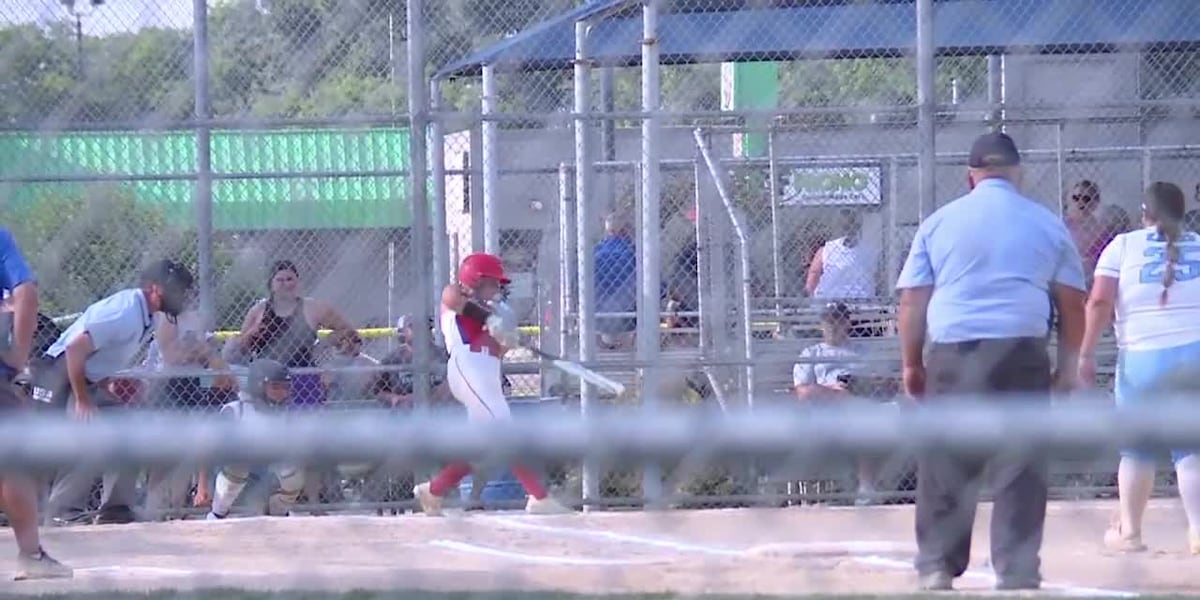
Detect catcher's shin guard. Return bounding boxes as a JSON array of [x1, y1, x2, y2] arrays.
[[211, 465, 250, 518], [267, 466, 305, 516]]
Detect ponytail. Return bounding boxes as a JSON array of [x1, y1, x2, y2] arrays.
[[1158, 221, 1182, 306]]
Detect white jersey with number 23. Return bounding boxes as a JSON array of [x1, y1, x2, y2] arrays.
[[1095, 226, 1200, 351]]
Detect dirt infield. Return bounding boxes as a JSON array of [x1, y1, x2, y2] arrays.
[[0, 499, 1195, 597]]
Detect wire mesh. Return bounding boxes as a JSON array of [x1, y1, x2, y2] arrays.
[[2, 0, 1200, 595]]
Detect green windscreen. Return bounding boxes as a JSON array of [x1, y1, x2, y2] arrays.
[[0, 128, 415, 231]]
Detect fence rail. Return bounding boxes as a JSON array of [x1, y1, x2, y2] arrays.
[[1, 0, 1197, 520]]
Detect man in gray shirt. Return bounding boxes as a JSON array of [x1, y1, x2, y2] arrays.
[[896, 132, 1086, 592], [37, 259, 194, 525]]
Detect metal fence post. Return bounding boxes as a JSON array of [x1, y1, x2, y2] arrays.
[[430, 78, 450, 300], [1056, 121, 1066, 217], [916, 0, 936, 219], [693, 130, 754, 412], [407, 0, 432, 406], [573, 20, 600, 509], [192, 0, 214, 332], [766, 128, 783, 321], [987, 54, 1005, 131], [481, 64, 500, 255], [638, 0, 664, 507], [557, 163, 575, 362]]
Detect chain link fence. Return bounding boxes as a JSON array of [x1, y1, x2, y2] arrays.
[[2, 0, 1200, 594]]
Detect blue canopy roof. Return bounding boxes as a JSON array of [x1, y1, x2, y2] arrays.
[[434, 0, 1200, 79]]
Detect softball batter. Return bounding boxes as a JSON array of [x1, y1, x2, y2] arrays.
[[413, 253, 569, 516]]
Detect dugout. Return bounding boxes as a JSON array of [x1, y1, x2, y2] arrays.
[[431, 0, 1200, 503]]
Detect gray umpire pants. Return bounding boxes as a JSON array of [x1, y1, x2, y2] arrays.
[[915, 337, 1051, 586], [46, 384, 139, 518]]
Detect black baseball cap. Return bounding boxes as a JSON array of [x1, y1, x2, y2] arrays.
[[968, 132, 1021, 168], [140, 259, 195, 292]]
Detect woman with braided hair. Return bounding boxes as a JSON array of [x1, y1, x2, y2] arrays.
[[1079, 182, 1200, 555]]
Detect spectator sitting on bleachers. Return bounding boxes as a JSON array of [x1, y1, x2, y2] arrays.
[[792, 302, 880, 505], [595, 212, 637, 350], [322, 329, 378, 403]]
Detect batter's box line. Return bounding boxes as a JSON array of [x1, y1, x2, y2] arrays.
[[488, 517, 1140, 598], [429, 539, 671, 566], [490, 516, 910, 557]]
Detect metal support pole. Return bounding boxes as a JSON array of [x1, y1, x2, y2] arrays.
[[558, 163, 575, 362], [430, 79, 450, 300], [600, 67, 617, 161], [886, 157, 900, 298], [407, 0, 433, 406], [694, 129, 754, 413], [766, 129, 783, 322], [481, 64, 500, 254], [600, 66, 618, 212], [916, 0, 936, 219], [986, 54, 1005, 131], [573, 21, 600, 508], [193, 0, 215, 333], [1142, 147, 1153, 194], [1056, 121, 1065, 217], [638, 0, 664, 506], [693, 159, 729, 413]]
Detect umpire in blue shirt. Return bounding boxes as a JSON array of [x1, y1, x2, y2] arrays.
[[37, 259, 194, 525], [896, 132, 1087, 591]]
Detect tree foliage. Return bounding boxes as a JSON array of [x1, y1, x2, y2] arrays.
[[0, 185, 253, 326]]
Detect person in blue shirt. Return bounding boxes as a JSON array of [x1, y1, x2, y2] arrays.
[[0, 228, 73, 580], [594, 212, 637, 349], [896, 132, 1086, 592], [39, 259, 194, 526]]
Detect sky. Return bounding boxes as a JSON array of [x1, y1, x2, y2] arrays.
[[2, 0, 201, 36]]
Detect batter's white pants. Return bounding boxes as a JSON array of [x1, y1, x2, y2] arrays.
[[447, 350, 511, 420]]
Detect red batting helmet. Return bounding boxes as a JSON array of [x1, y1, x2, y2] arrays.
[[458, 253, 510, 288]]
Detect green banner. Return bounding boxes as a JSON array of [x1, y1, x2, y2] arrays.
[[0, 128, 417, 231], [721, 61, 780, 158]]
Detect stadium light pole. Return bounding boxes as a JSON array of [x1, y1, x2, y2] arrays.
[[60, 0, 103, 80]]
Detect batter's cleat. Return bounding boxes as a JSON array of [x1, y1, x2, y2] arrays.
[[413, 482, 444, 517], [1104, 524, 1148, 553], [917, 572, 953, 591], [13, 548, 73, 581], [205, 511, 227, 521], [525, 496, 572, 515]]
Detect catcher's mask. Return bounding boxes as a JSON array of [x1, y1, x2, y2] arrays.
[[248, 358, 291, 404]]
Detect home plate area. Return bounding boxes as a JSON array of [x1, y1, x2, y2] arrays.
[[1, 500, 1197, 597]]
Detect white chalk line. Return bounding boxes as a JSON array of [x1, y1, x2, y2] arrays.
[[491, 516, 742, 557], [429, 539, 665, 566], [76, 565, 197, 577], [489, 516, 1140, 598]]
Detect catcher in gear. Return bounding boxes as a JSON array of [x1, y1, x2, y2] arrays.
[[207, 359, 306, 519], [412, 253, 570, 516]]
